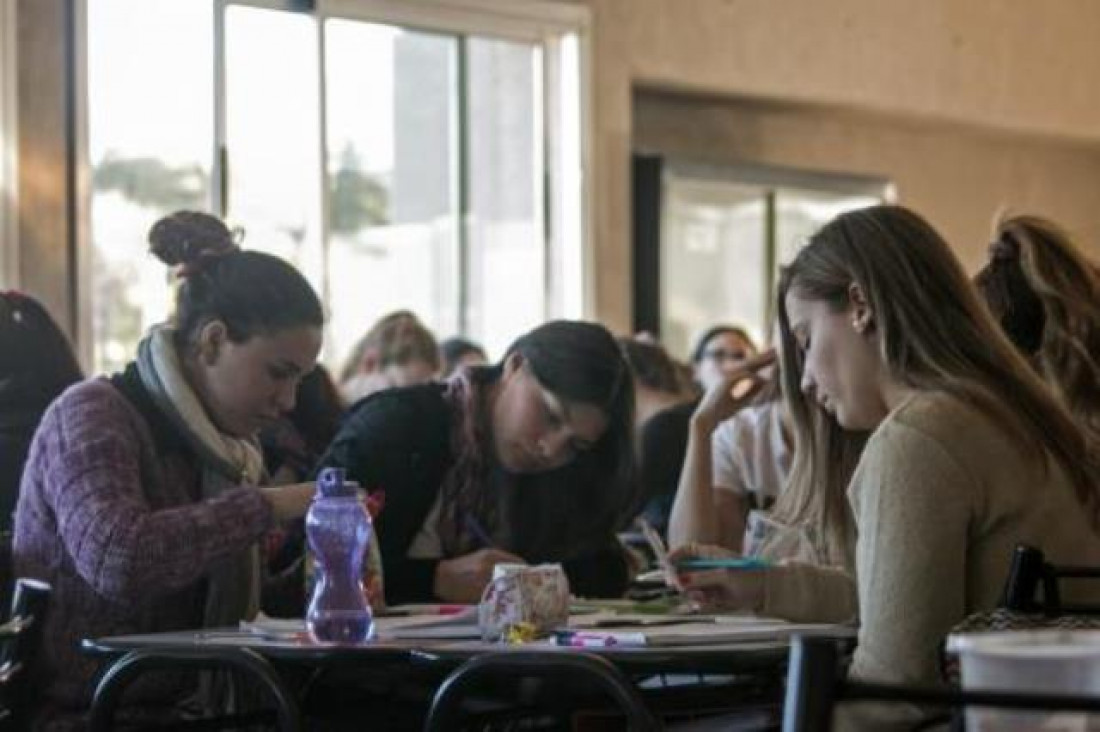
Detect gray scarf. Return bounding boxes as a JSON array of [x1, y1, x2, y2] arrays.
[[136, 325, 264, 627]]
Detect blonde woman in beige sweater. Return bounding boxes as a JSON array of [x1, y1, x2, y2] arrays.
[[672, 205, 1100, 725]]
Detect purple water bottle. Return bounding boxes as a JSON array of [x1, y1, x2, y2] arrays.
[[306, 467, 375, 643]]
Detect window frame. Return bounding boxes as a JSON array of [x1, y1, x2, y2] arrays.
[[0, 0, 18, 291], [634, 154, 894, 353], [74, 0, 593, 370]]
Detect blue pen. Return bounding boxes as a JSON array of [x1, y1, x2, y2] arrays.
[[675, 557, 772, 571], [464, 513, 495, 549]]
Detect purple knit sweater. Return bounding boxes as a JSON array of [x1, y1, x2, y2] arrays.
[[13, 379, 274, 722]]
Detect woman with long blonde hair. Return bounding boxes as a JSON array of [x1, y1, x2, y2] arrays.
[[673, 206, 1100, 716], [975, 214, 1100, 445]]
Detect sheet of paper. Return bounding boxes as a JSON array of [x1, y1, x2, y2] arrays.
[[557, 614, 855, 647], [374, 606, 481, 640]]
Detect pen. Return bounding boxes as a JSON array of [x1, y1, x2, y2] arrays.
[[464, 513, 495, 549], [637, 518, 671, 573], [675, 557, 772, 571]]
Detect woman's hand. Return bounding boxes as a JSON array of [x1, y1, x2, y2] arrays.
[[666, 542, 765, 613], [690, 349, 778, 434], [433, 549, 526, 604], [259, 482, 317, 522]]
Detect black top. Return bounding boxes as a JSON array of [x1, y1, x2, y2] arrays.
[[316, 383, 630, 604], [636, 399, 696, 538], [0, 411, 40, 532]]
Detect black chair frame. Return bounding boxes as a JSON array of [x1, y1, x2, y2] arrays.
[[89, 646, 301, 732], [782, 635, 1100, 732], [424, 650, 663, 732], [1002, 544, 1100, 615]]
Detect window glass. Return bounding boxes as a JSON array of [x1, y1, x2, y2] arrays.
[[87, 0, 213, 374]]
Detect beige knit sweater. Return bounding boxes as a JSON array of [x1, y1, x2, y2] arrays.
[[764, 391, 1100, 729]]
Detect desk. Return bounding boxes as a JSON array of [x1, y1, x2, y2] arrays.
[[83, 628, 794, 676], [82, 619, 841, 729]]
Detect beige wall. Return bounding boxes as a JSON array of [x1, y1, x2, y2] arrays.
[[634, 90, 1100, 274], [580, 0, 1100, 330]]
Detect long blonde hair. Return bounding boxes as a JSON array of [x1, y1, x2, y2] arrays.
[[975, 215, 1100, 441], [775, 205, 1100, 546]]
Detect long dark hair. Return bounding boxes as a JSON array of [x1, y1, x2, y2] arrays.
[[0, 292, 83, 418], [148, 211, 324, 346], [509, 321, 635, 498], [443, 321, 637, 553], [618, 337, 683, 394]]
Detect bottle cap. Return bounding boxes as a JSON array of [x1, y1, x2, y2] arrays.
[[317, 467, 357, 498]]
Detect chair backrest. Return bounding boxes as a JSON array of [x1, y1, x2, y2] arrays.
[[89, 646, 301, 732], [781, 635, 1100, 732], [0, 578, 52, 725], [0, 532, 12, 614], [1002, 544, 1100, 615], [424, 650, 663, 732]]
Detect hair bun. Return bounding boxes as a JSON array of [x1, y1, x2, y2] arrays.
[[148, 211, 237, 271], [989, 234, 1020, 262]]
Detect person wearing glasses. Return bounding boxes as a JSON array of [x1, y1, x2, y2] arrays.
[[690, 325, 758, 392]]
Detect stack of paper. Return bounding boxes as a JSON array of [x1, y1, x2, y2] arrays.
[[557, 613, 855, 647]]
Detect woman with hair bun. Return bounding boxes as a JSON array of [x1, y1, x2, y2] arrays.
[[975, 214, 1100, 447], [14, 211, 324, 727]]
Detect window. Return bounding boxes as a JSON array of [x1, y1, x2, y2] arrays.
[[635, 157, 890, 358], [82, 0, 589, 374]]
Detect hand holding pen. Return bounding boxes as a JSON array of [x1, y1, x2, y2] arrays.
[[665, 542, 769, 613], [431, 514, 525, 604]]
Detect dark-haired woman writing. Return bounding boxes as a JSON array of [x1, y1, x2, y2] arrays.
[[318, 320, 637, 604], [14, 212, 323, 727]]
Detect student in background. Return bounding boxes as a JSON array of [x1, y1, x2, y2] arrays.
[[338, 310, 440, 405], [690, 325, 758, 392], [260, 363, 345, 484], [258, 363, 347, 616], [318, 320, 637, 604], [672, 206, 1100, 726], [14, 211, 322, 727], [974, 214, 1100, 448], [618, 336, 696, 536], [667, 350, 794, 554], [0, 292, 82, 532], [439, 336, 489, 377]]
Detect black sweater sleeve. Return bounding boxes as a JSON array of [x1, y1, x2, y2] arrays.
[[315, 385, 453, 605]]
